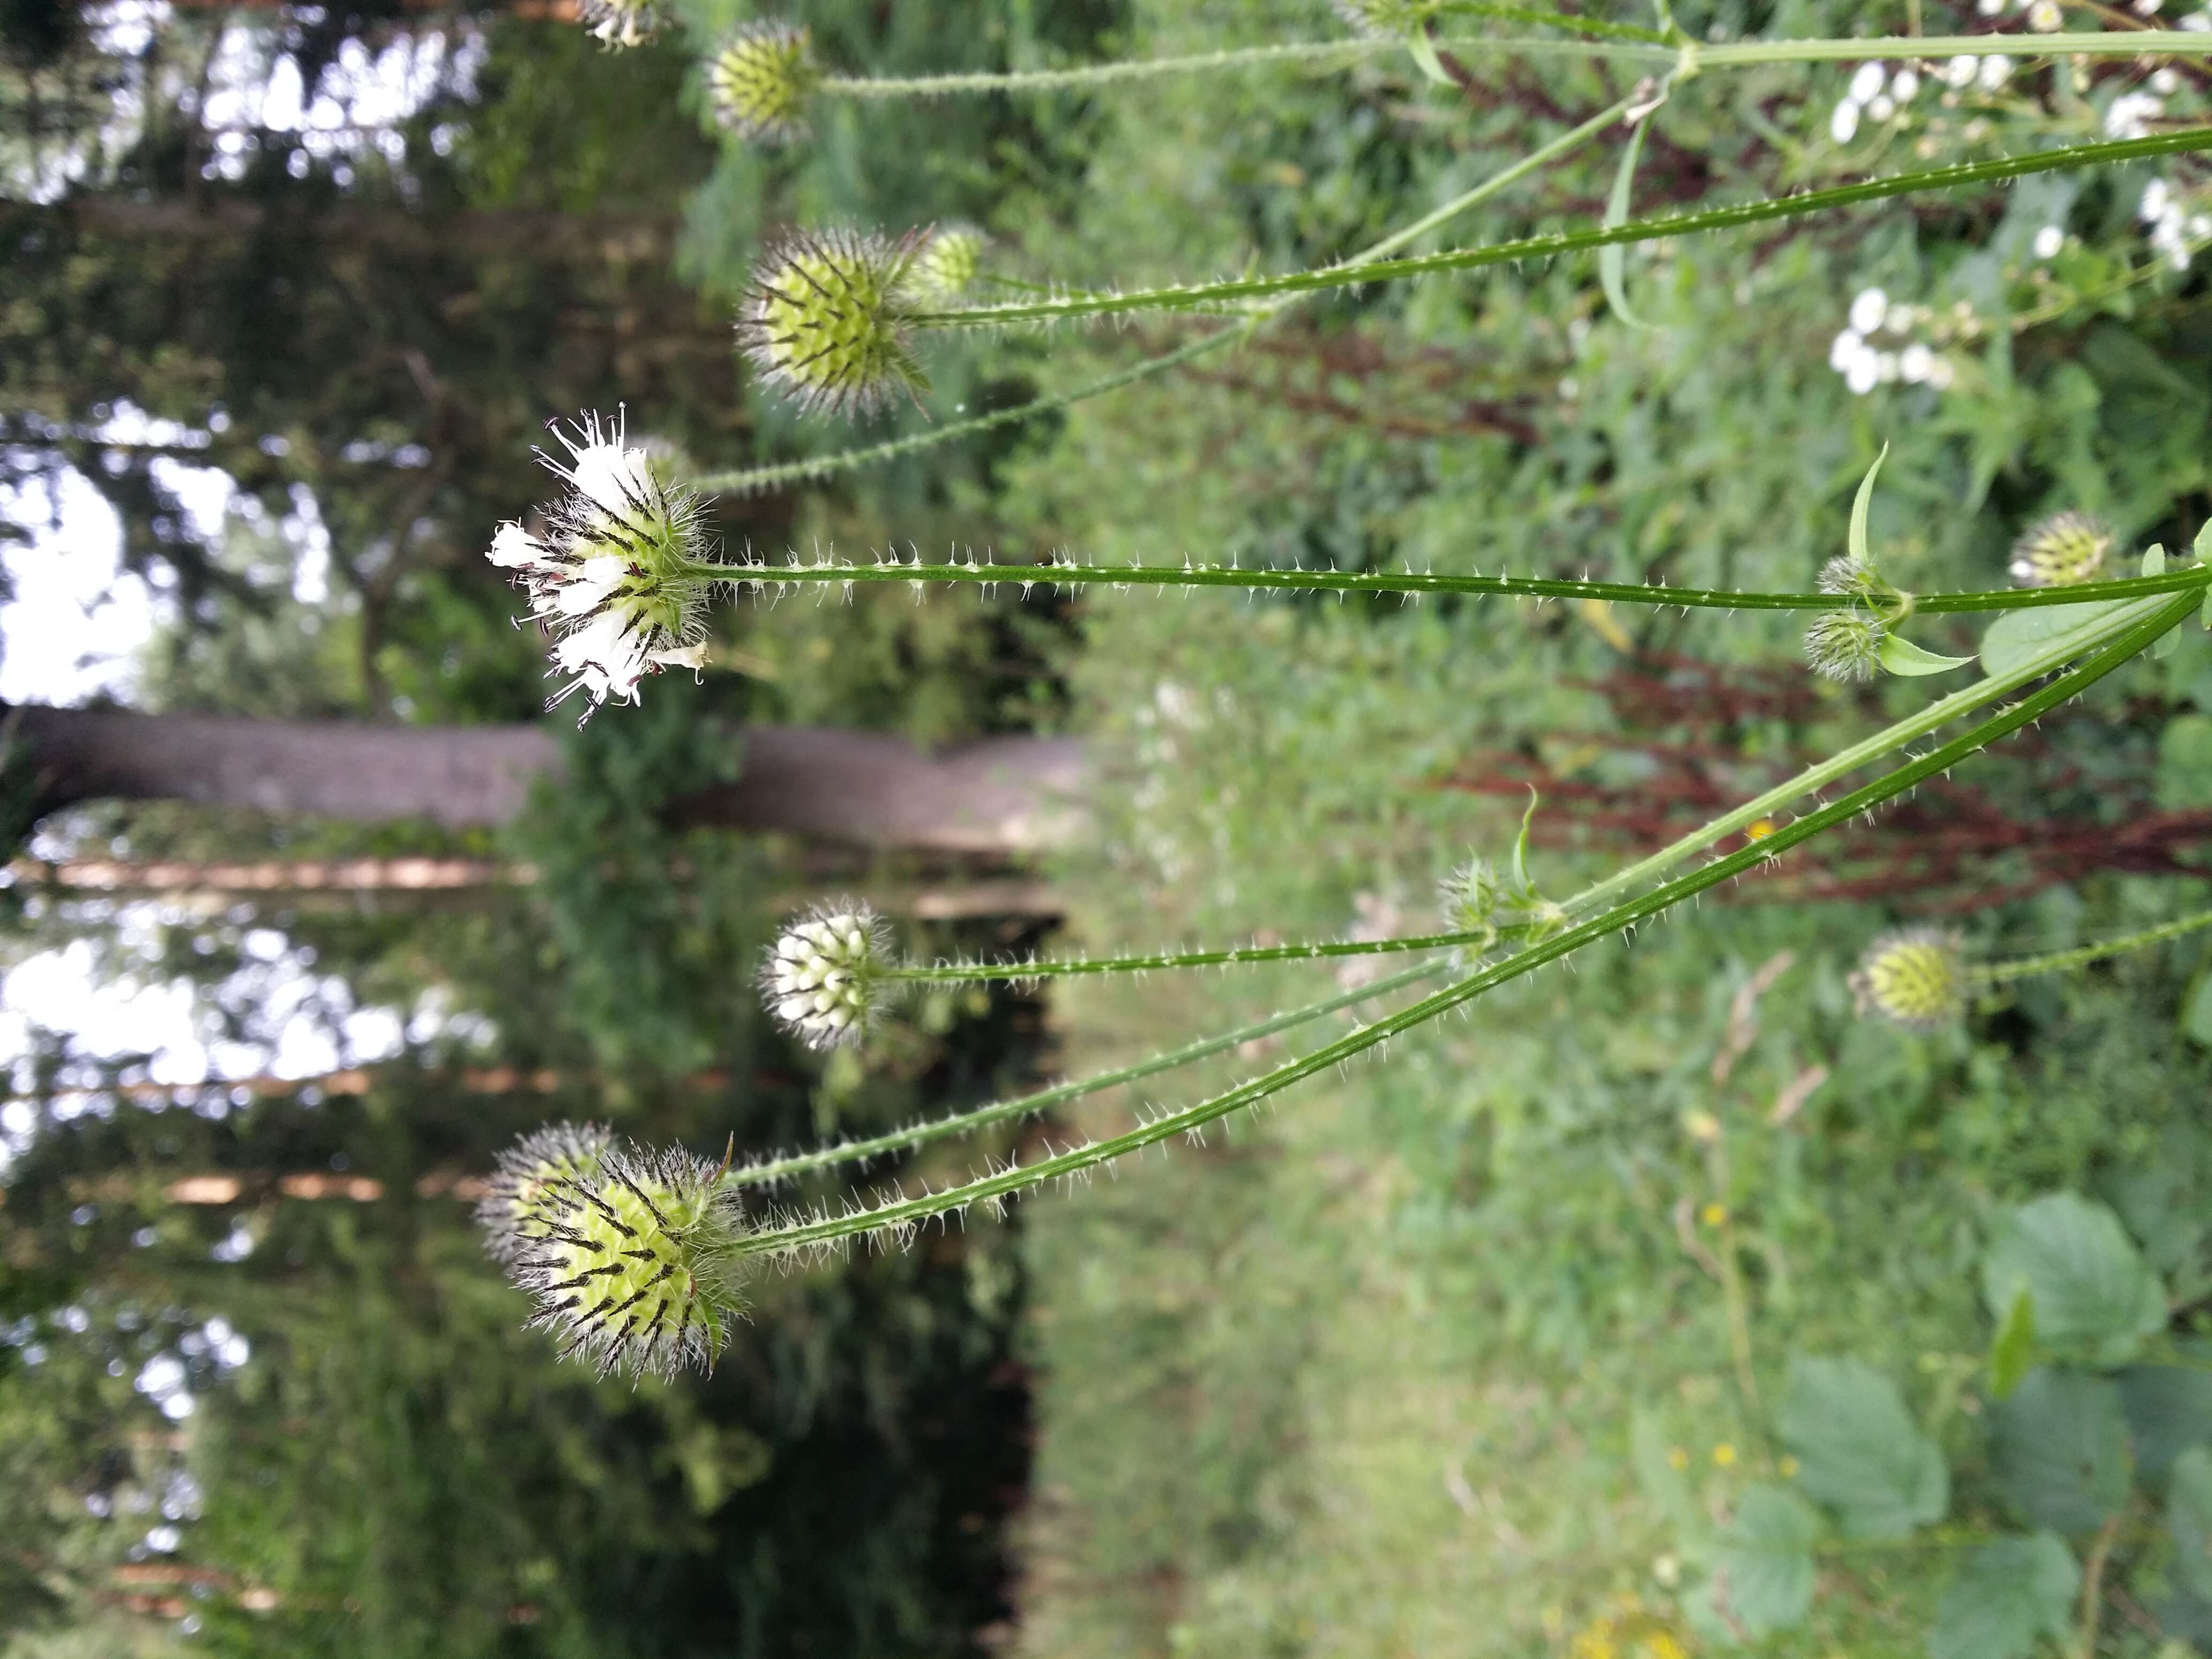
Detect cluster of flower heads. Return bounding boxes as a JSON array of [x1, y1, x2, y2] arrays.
[[739, 228, 936, 420], [1828, 287, 1969, 397], [2142, 177, 2212, 272], [485, 410, 712, 723], [479, 1124, 750, 1380], [761, 904, 893, 1049], [1830, 53, 2023, 147], [578, 0, 662, 49], [1850, 928, 1968, 1028], [709, 20, 820, 144]]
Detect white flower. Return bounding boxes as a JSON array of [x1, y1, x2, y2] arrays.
[[1830, 98, 1863, 143], [2138, 0, 2166, 13], [2027, 0, 2062, 28], [1901, 343, 1935, 383], [2184, 9, 2212, 28], [2105, 91, 2165, 139], [1978, 55, 2013, 89], [1849, 287, 1889, 334], [1869, 93, 1897, 121], [1891, 69, 1922, 100], [761, 906, 892, 1049], [1924, 355, 1958, 390], [2032, 224, 2065, 259], [1849, 62, 1888, 102], [1830, 328, 1867, 370], [1977, 0, 2004, 14], [1944, 54, 1981, 87], [487, 409, 714, 723], [1846, 353, 1881, 394], [2153, 68, 2181, 92], [2143, 178, 2173, 220]]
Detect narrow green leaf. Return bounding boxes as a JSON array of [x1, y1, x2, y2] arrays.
[[1405, 28, 1456, 85], [1777, 1355, 1948, 1539], [2147, 544, 2172, 578], [1989, 1288, 2037, 1401], [1881, 634, 1973, 677], [1601, 121, 1655, 330], [1849, 445, 1889, 571], [1712, 1486, 1820, 1636], [1929, 1534, 2079, 1659], [2197, 519, 2212, 562], [1511, 789, 1541, 894], [1982, 1192, 2168, 1365], [1981, 602, 2137, 683], [2172, 1446, 2212, 1600], [1989, 1367, 2132, 1535]]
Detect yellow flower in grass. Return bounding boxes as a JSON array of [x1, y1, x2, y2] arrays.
[[1569, 1609, 1692, 1659]]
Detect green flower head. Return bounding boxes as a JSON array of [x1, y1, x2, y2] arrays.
[[2010, 511, 2113, 588], [477, 1122, 614, 1265], [709, 21, 820, 145], [1803, 608, 1887, 683], [509, 1139, 750, 1381], [739, 228, 931, 421], [1849, 928, 1967, 1028], [908, 224, 988, 304]]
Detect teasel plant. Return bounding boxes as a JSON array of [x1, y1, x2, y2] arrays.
[[481, 416, 2212, 1376]]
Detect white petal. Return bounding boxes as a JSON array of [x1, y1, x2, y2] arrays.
[[488, 521, 549, 569]]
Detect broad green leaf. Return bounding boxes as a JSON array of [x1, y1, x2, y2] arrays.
[[2118, 1362, 2212, 1485], [2102, 1128, 2212, 1303], [1929, 1534, 2079, 1659], [1989, 1368, 2132, 1535], [2158, 714, 2212, 812], [2173, 1446, 2212, 1600], [1777, 1356, 1948, 1540], [1712, 1485, 1819, 1636], [1600, 122, 1655, 330], [1982, 1193, 2167, 1365], [1980, 601, 2135, 683], [1990, 1289, 2037, 1401], [2198, 519, 2212, 561], [1880, 634, 1973, 677], [1849, 445, 1888, 571]]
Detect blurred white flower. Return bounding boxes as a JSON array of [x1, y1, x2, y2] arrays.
[[1979, 56, 2013, 89], [1849, 62, 1887, 102], [1901, 343, 1935, 382], [2032, 224, 2065, 259], [2027, 0, 2063, 29], [1944, 54, 1980, 86], [1831, 98, 1862, 141], [2105, 91, 2165, 139], [1890, 69, 1922, 100], [1849, 287, 1889, 334]]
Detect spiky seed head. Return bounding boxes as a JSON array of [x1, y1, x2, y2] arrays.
[[738, 228, 931, 421], [1818, 555, 1885, 599], [708, 22, 819, 144], [1333, 0, 1444, 35], [2011, 511, 2114, 588], [509, 1139, 749, 1381], [1849, 928, 1967, 1028], [577, 0, 661, 48], [487, 409, 713, 723], [1803, 608, 1887, 682], [908, 225, 987, 303], [1438, 856, 1503, 953], [761, 904, 892, 1049], [478, 1122, 614, 1264]]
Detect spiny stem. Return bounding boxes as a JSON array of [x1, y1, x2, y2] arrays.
[[736, 592, 2196, 1260], [1972, 905, 2212, 985], [1565, 581, 2208, 917], [1694, 29, 2212, 66], [726, 959, 1448, 1188], [883, 929, 1510, 982], [689, 99, 1632, 496], [818, 36, 1425, 96], [681, 552, 2207, 615], [904, 129, 2212, 329]]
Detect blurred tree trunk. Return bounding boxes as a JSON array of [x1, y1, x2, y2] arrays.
[[14, 705, 1088, 852]]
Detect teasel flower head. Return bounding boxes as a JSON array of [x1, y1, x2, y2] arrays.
[[1818, 554, 1887, 601], [487, 409, 712, 723], [761, 903, 892, 1049], [2011, 511, 2114, 588], [1803, 607, 1887, 682], [908, 224, 988, 303], [477, 1122, 614, 1265], [578, 0, 662, 49], [1438, 855, 1503, 955], [1849, 927, 1967, 1028], [708, 21, 819, 144], [508, 1137, 749, 1381], [1333, 0, 1444, 35], [739, 227, 931, 420]]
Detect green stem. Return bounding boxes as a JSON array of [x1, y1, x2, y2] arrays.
[[1434, 0, 1672, 43], [680, 554, 2207, 616], [880, 929, 1501, 982], [736, 592, 2196, 1260], [688, 99, 1632, 496], [1971, 905, 2212, 985], [818, 36, 1428, 96], [726, 959, 1449, 1188], [903, 129, 2212, 328], [1694, 29, 2212, 66]]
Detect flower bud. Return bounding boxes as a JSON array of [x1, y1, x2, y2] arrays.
[[1849, 928, 1966, 1028], [761, 905, 892, 1049], [739, 229, 932, 421], [908, 225, 987, 303], [2010, 511, 2113, 588], [1818, 555, 1884, 600], [1803, 608, 1887, 682], [578, 0, 661, 48], [509, 1139, 749, 1380], [708, 21, 819, 144], [1438, 856, 1503, 953], [477, 1122, 613, 1264]]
